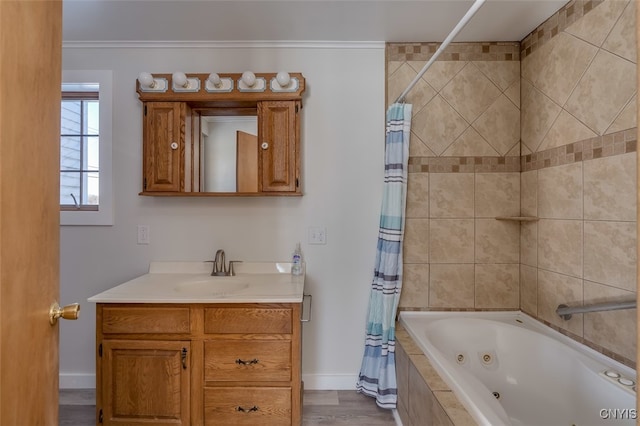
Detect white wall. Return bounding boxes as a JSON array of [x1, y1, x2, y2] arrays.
[[60, 43, 386, 389]]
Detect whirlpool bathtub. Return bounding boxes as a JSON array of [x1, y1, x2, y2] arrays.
[[398, 311, 637, 426]]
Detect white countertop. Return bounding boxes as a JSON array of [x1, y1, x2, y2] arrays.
[[87, 261, 305, 304]]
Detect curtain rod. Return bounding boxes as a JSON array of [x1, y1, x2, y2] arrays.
[[394, 0, 487, 104]]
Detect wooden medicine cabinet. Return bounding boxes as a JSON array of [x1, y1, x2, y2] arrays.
[[137, 72, 305, 196]]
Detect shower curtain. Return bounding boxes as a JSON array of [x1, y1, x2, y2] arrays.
[[356, 102, 411, 409]]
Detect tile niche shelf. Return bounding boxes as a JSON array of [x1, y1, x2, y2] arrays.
[[495, 216, 540, 222]]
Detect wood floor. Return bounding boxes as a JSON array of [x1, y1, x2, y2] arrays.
[[59, 389, 398, 425]]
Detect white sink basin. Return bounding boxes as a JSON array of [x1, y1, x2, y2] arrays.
[[174, 277, 250, 296]]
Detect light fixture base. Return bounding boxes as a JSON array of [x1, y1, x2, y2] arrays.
[[139, 77, 168, 93], [238, 77, 267, 92], [270, 76, 300, 93], [172, 77, 201, 92], [205, 77, 234, 93]]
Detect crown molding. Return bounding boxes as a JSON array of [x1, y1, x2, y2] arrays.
[[62, 40, 385, 50]]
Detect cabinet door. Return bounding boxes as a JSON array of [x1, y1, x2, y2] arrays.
[[101, 340, 190, 425], [143, 102, 186, 192], [258, 101, 299, 192]]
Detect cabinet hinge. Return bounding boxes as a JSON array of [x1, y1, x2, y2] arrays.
[[295, 178, 299, 188], [143, 178, 147, 191], [295, 105, 299, 113], [144, 105, 147, 116], [98, 409, 103, 423], [98, 343, 102, 357]]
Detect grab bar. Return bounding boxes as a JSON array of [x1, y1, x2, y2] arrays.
[[556, 300, 636, 320]]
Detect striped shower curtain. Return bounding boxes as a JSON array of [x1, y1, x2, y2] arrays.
[[356, 102, 411, 409]]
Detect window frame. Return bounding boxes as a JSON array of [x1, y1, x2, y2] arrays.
[[60, 70, 113, 226]]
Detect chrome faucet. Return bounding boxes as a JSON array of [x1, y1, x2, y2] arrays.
[[211, 249, 241, 276]]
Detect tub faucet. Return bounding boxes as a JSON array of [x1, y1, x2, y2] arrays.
[[212, 249, 227, 276]]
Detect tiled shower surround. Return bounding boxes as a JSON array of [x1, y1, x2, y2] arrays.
[[388, 0, 637, 367]]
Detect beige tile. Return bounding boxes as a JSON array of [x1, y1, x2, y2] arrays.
[[417, 60, 467, 92], [474, 61, 520, 91], [429, 219, 475, 263], [412, 95, 468, 156], [400, 263, 430, 308], [406, 173, 429, 218], [387, 62, 436, 110], [433, 391, 476, 426], [520, 170, 537, 217], [537, 269, 584, 335], [475, 173, 520, 217], [583, 280, 636, 362], [475, 264, 519, 309], [538, 162, 583, 220], [475, 219, 519, 264], [403, 219, 429, 263], [602, 0, 636, 64], [520, 264, 538, 316], [565, 0, 629, 47], [504, 80, 520, 107], [521, 34, 559, 84], [505, 143, 520, 157], [584, 152, 637, 221], [429, 173, 474, 218], [538, 110, 598, 151], [395, 341, 410, 417], [429, 264, 475, 308], [387, 61, 403, 77], [409, 131, 437, 157], [520, 222, 538, 267], [520, 80, 562, 152], [534, 33, 598, 106], [584, 221, 637, 291], [565, 50, 636, 135], [473, 94, 521, 156], [538, 219, 583, 278], [409, 353, 450, 391], [606, 95, 637, 134], [440, 62, 501, 123], [395, 329, 423, 355], [443, 127, 500, 156], [408, 361, 438, 426]]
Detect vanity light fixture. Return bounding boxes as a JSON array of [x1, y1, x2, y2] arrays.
[[238, 71, 266, 92], [137, 72, 168, 92], [171, 71, 200, 92], [205, 72, 234, 93], [270, 71, 299, 92]]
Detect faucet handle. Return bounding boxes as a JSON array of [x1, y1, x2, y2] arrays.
[[228, 261, 242, 276]]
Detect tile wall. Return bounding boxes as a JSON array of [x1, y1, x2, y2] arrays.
[[388, 0, 637, 366]]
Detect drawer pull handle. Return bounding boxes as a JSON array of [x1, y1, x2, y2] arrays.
[[181, 348, 188, 370], [236, 405, 259, 413], [236, 358, 259, 365]]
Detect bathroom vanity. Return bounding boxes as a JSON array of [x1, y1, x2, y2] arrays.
[[88, 262, 306, 426]]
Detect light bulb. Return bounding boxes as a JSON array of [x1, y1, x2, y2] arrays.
[[207, 73, 222, 88], [138, 72, 156, 88], [172, 71, 189, 88], [241, 71, 256, 87], [276, 71, 290, 87]]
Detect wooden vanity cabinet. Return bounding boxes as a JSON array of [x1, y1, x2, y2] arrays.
[[95, 303, 302, 426]]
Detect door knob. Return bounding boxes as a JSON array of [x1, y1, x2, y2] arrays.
[[49, 302, 80, 325]]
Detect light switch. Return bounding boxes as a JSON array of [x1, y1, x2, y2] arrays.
[[308, 226, 327, 245]]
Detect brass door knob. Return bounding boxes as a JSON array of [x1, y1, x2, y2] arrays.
[[49, 302, 80, 325]]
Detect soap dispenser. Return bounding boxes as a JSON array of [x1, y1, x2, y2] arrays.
[[291, 243, 303, 276]]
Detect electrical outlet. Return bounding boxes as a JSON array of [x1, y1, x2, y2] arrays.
[[137, 225, 150, 245], [308, 226, 327, 245]]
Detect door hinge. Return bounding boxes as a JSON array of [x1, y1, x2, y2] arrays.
[[98, 408, 103, 423], [98, 343, 102, 357]]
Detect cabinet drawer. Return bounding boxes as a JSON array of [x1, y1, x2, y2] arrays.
[[204, 387, 291, 426], [102, 307, 190, 334], [204, 307, 292, 334], [204, 340, 291, 382]]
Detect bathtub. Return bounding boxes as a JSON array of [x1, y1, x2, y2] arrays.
[[398, 311, 637, 426]]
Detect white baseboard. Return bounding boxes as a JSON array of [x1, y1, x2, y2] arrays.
[[301, 374, 358, 390], [60, 373, 360, 391], [59, 373, 96, 389]]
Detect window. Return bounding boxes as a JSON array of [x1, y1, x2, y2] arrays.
[[60, 70, 113, 226]]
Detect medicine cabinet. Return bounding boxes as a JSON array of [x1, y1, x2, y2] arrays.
[[137, 72, 305, 196]]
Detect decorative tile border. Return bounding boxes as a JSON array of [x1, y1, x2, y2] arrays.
[[398, 307, 635, 368], [521, 0, 605, 60], [408, 156, 521, 173], [387, 42, 520, 62], [522, 128, 637, 172]]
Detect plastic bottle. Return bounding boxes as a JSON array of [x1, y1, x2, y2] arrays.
[[291, 243, 303, 276]]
